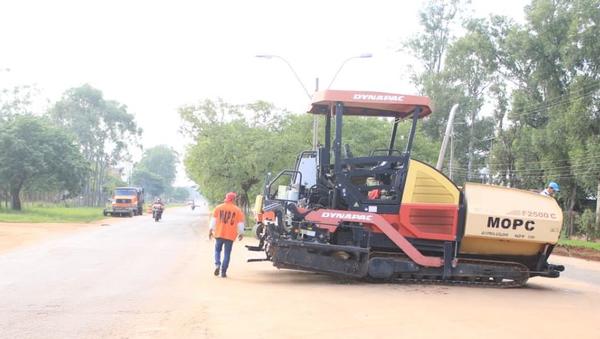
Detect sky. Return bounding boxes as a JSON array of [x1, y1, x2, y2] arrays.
[[0, 0, 527, 185]]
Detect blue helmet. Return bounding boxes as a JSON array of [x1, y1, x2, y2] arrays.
[[548, 182, 560, 192]]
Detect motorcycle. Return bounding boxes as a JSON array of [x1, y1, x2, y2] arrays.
[[152, 203, 164, 222]]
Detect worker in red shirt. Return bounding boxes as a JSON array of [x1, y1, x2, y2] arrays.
[[208, 192, 245, 278]]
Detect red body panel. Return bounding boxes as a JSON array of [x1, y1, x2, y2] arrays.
[[385, 204, 458, 241], [304, 209, 443, 267], [256, 211, 275, 223], [261, 204, 457, 267], [309, 90, 432, 118]]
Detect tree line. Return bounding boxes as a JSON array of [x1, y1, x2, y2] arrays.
[[405, 0, 599, 239], [0, 82, 185, 210]]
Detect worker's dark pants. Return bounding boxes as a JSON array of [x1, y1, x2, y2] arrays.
[[214, 238, 233, 273]]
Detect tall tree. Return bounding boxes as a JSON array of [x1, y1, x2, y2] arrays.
[[0, 69, 37, 121], [131, 168, 167, 199], [181, 99, 304, 211], [131, 145, 179, 198], [478, 0, 600, 235], [135, 145, 178, 187], [405, 0, 467, 139], [49, 84, 142, 206], [444, 19, 497, 181], [170, 187, 190, 202], [405, 0, 496, 184], [0, 115, 88, 210], [0, 72, 38, 206]]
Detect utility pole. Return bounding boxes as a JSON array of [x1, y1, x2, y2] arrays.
[[436, 104, 459, 171], [449, 128, 454, 181], [313, 77, 319, 150]]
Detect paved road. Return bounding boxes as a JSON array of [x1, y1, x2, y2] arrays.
[[0, 207, 599, 338]]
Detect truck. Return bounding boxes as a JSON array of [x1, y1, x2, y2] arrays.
[[103, 186, 144, 217], [247, 90, 564, 287]]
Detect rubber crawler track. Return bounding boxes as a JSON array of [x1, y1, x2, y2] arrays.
[[383, 259, 530, 288]]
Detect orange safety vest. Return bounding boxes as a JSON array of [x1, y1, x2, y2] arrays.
[[212, 202, 244, 241]]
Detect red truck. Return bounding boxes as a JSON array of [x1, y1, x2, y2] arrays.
[[103, 187, 145, 217]]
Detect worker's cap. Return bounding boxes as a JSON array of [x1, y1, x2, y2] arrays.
[[224, 192, 237, 202], [548, 182, 560, 192]]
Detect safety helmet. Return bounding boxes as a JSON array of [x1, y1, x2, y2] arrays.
[[548, 182, 560, 192], [224, 192, 237, 202]]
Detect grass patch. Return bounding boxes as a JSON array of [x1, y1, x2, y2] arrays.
[[0, 206, 105, 223], [558, 238, 600, 252]]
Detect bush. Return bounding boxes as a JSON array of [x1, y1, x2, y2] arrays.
[[576, 209, 599, 241]]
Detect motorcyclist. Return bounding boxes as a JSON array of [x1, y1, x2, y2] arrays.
[[152, 198, 165, 219]]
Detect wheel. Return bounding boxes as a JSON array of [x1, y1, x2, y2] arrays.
[[252, 223, 264, 240], [103, 210, 108, 216]]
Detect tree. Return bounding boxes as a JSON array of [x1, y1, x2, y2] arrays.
[[49, 84, 142, 206], [405, 0, 491, 185], [181, 99, 309, 210], [0, 115, 88, 210], [0, 71, 39, 206], [131, 168, 166, 199], [444, 19, 498, 181], [170, 187, 190, 202], [405, 0, 464, 76], [472, 0, 600, 236], [0, 69, 38, 122], [131, 145, 179, 198], [405, 0, 467, 139], [135, 145, 178, 187]]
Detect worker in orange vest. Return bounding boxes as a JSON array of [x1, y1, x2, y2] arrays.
[[208, 192, 245, 278]]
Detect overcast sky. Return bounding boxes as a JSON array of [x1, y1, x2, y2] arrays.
[[0, 0, 527, 185]]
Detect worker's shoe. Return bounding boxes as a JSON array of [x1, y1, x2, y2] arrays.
[[214, 266, 220, 276], [221, 271, 227, 278]]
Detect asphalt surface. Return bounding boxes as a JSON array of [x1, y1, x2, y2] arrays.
[[0, 206, 599, 339], [0, 207, 209, 338]]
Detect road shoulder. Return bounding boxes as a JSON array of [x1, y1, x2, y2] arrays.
[[0, 217, 127, 254]]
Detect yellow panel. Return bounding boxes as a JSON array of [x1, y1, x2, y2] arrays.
[[403, 160, 459, 204], [460, 236, 544, 256], [253, 195, 264, 214], [463, 183, 562, 244]]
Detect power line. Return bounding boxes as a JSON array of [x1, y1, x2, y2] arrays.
[[449, 163, 600, 175], [448, 168, 600, 180], [509, 80, 600, 118], [447, 153, 600, 169], [450, 161, 600, 173]]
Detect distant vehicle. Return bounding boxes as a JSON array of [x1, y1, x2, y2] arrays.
[[103, 187, 144, 217], [152, 202, 164, 222]]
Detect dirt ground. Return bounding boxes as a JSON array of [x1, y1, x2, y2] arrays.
[[0, 222, 91, 254], [0, 218, 127, 254], [554, 245, 600, 261]]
